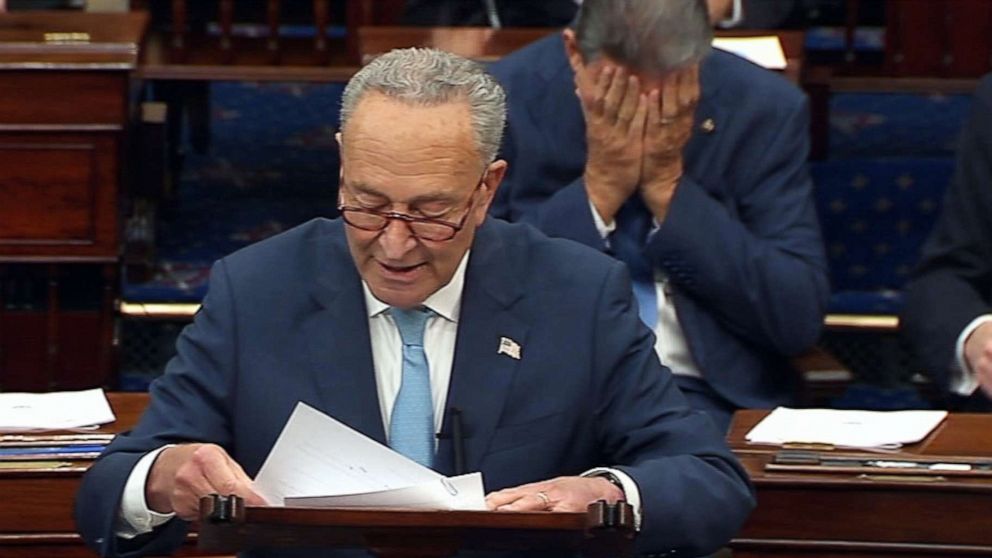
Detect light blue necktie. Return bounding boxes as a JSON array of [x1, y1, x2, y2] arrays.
[[611, 197, 658, 328], [388, 307, 435, 468]]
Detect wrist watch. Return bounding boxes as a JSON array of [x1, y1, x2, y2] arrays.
[[596, 472, 626, 496]]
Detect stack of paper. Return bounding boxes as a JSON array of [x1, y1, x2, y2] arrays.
[[746, 407, 948, 450], [253, 403, 486, 510], [0, 388, 115, 432]]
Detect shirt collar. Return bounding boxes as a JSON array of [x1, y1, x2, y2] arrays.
[[362, 250, 469, 323]]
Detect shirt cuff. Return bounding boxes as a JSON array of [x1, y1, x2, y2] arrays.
[[581, 467, 642, 531], [589, 199, 616, 240], [951, 315, 992, 396], [115, 445, 177, 539], [717, 0, 744, 28]]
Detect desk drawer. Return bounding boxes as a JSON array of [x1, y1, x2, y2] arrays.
[[0, 71, 127, 127], [0, 474, 83, 533], [0, 132, 119, 259], [739, 483, 992, 547]]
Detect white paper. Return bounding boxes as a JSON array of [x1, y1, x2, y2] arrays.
[[253, 402, 485, 510], [746, 407, 948, 450], [0, 388, 115, 432], [713, 36, 787, 70], [288, 473, 486, 510]]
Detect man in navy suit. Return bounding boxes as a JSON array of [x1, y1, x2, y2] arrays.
[[903, 74, 992, 412], [75, 48, 753, 558], [488, 0, 829, 431]]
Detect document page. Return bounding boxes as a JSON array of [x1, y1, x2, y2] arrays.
[[745, 407, 948, 450], [253, 402, 486, 510], [0, 388, 115, 432], [713, 36, 787, 69]]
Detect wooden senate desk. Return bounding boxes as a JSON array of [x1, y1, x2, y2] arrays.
[[0, 11, 147, 392], [0, 392, 168, 558], [728, 409, 992, 557]]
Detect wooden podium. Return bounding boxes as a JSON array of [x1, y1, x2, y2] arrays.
[[198, 496, 635, 558], [727, 410, 992, 557]]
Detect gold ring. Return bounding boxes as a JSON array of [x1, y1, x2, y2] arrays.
[[535, 491, 551, 509]]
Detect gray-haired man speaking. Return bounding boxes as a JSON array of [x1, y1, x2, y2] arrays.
[[76, 48, 754, 558]]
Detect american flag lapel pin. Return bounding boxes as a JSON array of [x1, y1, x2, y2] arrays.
[[497, 336, 522, 360]]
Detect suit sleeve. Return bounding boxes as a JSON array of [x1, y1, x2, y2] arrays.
[[645, 96, 829, 356], [491, 114, 610, 250], [75, 260, 240, 557], [592, 262, 755, 556], [903, 77, 992, 392]]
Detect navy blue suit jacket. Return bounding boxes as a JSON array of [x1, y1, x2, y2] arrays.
[[903, 74, 992, 410], [489, 34, 829, 409], [75, 218, 754, 558]]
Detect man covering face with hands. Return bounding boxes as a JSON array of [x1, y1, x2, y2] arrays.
[[490, 0, 829, 432]]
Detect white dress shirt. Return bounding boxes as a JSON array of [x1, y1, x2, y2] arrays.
[[950, 314, 992, 396], [117, 249, 641, 537]]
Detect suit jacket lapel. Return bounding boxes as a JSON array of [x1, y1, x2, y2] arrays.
[[305, 222, 387, 445], [435, 221, 529, 477]]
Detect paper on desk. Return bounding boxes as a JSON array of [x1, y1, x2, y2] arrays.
[[0, 388, 115, 432], [713, 36, 787, 69], [287, 473, 485, 510], [746, 407, 948, 449], [253, 402, 486, 510]]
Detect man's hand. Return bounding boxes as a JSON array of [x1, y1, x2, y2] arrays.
[[706, 0, 735, 24], [576, 64, 649, 224], [641, 64, 699, 222], [145, 443, 266, 520], [485, 476, 624, 512], [964, 321, 992, 398]]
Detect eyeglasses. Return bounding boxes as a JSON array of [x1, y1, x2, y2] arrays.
[[338, 175, 485, 242]]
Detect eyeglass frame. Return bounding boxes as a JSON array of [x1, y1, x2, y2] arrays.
[[337, 172, 488, 242]]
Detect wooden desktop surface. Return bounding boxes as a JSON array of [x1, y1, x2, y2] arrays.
[[0, 392, 177, 558], [728, 409, 992, 557], [8, 398, 990, 557]]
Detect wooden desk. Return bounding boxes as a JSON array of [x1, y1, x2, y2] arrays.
[[728, 410, 992, 557], [0, 11, 147, 391], [0, 392, 149, 557]]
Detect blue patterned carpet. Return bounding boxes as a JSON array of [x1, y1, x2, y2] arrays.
[[123, 82, 344, 302]]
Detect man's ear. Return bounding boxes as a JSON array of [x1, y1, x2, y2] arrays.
[[562, 29, 585, 73], [474, 160, 508, 222], [335, 131, 342, 147]]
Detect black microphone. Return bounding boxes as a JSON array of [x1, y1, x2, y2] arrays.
[[436, 407, 467, 475], [450, 407, 466, 475]]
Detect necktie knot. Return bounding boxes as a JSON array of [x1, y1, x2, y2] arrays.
[[390, 307, 432, 347]]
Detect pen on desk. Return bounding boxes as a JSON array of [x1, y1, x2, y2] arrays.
[[866, 460, 973, 471]]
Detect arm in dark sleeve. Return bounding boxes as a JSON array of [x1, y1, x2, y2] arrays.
[[592, 262, 755, 555], [902, 76, 992, 390], [75, 260, 239, 557], [491, 119, 609, 251], [645, 96, 829, 356]]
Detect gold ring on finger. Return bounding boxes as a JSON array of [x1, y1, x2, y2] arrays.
[[535, 491, 551, 509]]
